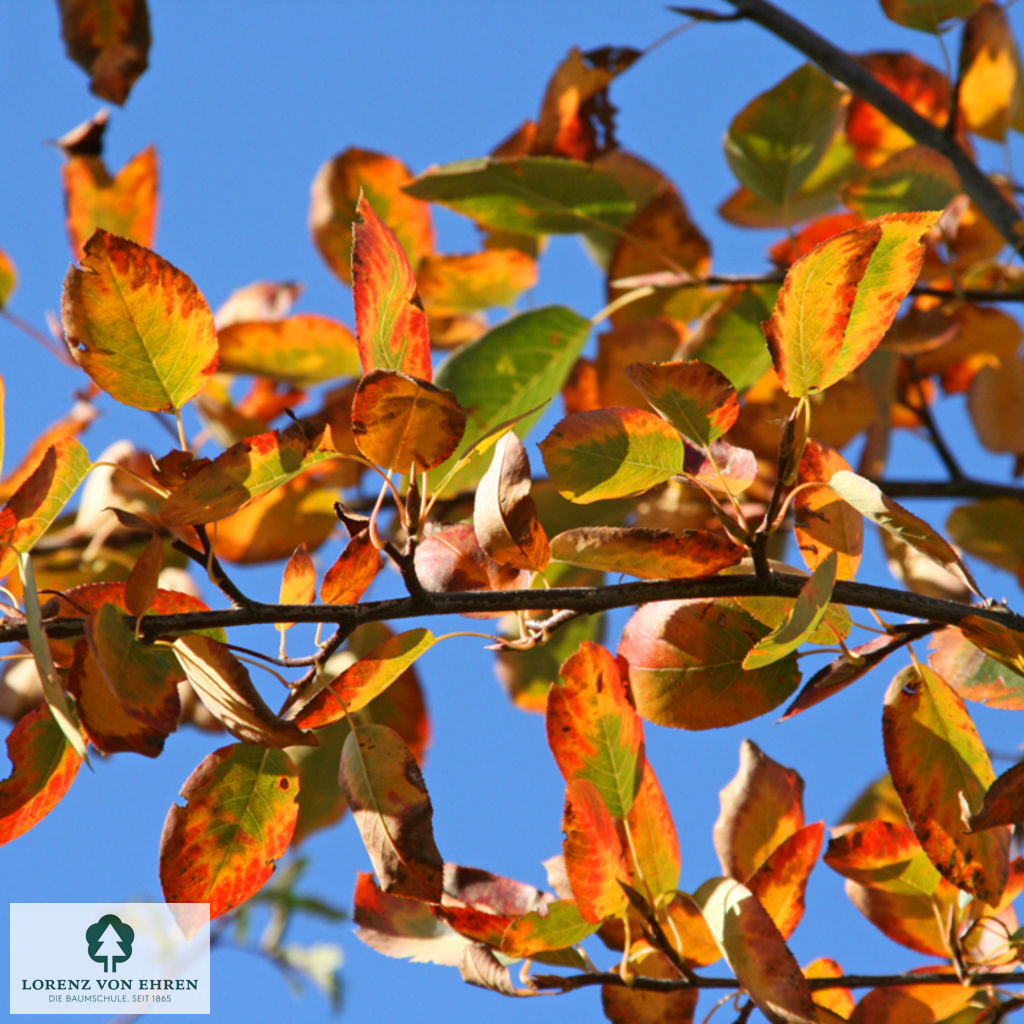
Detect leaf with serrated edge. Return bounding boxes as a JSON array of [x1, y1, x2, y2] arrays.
[[830, 469, 979, 594], [352, 194, 431, 380], [546, 642, 644, 819], [62, 231, 218, 411], [159, 742, 298, 926], [884, 663, 1009, 903], [695, 877, 819, 1024], [0, 705, 83, 845], [340, 724, 443, 901]]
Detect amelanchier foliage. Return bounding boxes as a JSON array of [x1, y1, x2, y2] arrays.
[[6, 1, 1024, 1020]]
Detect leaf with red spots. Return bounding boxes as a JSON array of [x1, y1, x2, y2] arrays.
[[66, 602, 181, 757], [549, 526, 743, 579], [883, 663, 1010, 903], [619, 601, 801, 730], [764, 212, 940, 397], [351, 369, 466, 472], [0, 706, 83, 845], [625, 359, 739, 446], [340, 724, 443, 901], [62, 231, 218, 412], [320, 531, 382, 605], [562, 778, 629, 923], [57, 0, 150, 104], [159, 742, 299, 927], [0, 437, 91, 580], [539, 407, 684, 504], [546, 642, 643, 819], [290, 629, 436, 729], [352, 194, 432, 380], [695, 877, 819, 1024]]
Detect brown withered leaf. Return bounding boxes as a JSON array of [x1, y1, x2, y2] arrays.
[[58, 0, 150, 105], [340, 724, 443, 901], [124, 531, 162, 617], [172, 635, 315, 748], [473, 432, 549, 571]]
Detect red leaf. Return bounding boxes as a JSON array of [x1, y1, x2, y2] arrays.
[[320, 532, 382, 605]]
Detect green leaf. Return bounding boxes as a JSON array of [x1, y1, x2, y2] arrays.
[[842, 146, 960, 219], [689, 285, 777, 392], [404, 157, 634, 235], [539, 408, 684, 504], [725, 64, 846, 212], [501, 899, 599, 957]]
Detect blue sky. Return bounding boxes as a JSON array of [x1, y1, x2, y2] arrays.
[[3, 3, 1024, 1023]]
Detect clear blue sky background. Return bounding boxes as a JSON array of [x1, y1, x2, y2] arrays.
[[2, 3, 1024, 1023]]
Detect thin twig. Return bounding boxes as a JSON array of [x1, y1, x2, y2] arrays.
[[905, 357, 964, 480]]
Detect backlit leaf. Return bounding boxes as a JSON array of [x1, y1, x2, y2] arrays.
[[500, 899, 599, 956], [959, 3, 1024, 140], [848, 979, 973, 1024], [159, 742, 299, 923], [0, 705, 83, 845], [352, 369, 466, 473], [743, 552, 837, 669], [562, 778, 629, 923], [539, 407, 683, 504], [805, 958, 855, 1021], [124, 531, 162, 617], [968, 358, 1024, 454], [747, 822, 824, 939], [884, 663, 1009, 903], [404, 156, 634, 235], [0, 438, 91, 580], [966, 759, 1024, 832], [68, 602, 181, 757], [625, 359, 739, 445], [173, 634, 315, 748], [0, 250, 16, 309], [688, 285, 777, 392], [764, 212, 940, 397], [549, 526, 743, 579], [714, 740, 805, 882], [830, 469, 978, 594], [546, 642, 643, 819], [62, 231, 218, 411], [624, 757, 681, 900], [310, 148, 433, 286], [794, 440, 863, 580], [290, 629, 435, 728], [602, 950, 698, 1024], [474, 432, 548, 571], [947, 498, 1024, 577], [352, 194, 432, 380], [619, 600, 801, 730], [880, 0, 980, 32], [159, 424, 344, 526], [57, 0, 150, 104], [217, 315, 360, 386], [842, 146, 960, 219], [340, 724, 443, 901], [320, 531, 381, 605], [929, 625, 1024, 709], [417, 249, 537, 317], [62, 146, 158, 260], [695, 877, 818, 1024], [724, 64, 846, 211], [276, 543, 316, 637]]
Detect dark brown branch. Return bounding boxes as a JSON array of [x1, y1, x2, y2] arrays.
[[905, 358, 964, 480], [5, 570, 1024, 648], [534, 968, 1024, 994], [718, 0, 1023, 253]]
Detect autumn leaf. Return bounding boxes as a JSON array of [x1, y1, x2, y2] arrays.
[[417, 249, 537, 317], [57, 0, 150, 104], [0, 705, 83, 845], [746, 822, 824, 939], [546, 642, 644, 819], [0, 249, 17, 310], [276, 542, 316, 637], [124, 531, 162, 617], [320, 531, 381, 605], [352, 194, 432, 380], [929, 625, 1024, 709], [500, 899, 599, 957], [340, 724, 443, 901], [764, 211, 941, 397], [965, 759, 1024, 832], [884, 663, 1010, 903], [601, 950, 698, 1024], [159, 742, 299, 926], [62, 231, 218, 412], [880, 0, 980, 33], [959, 3, 1024, 140], [351, 370, 466, 472], [473, 432, 549, 571], [624, 757, 682, 901]]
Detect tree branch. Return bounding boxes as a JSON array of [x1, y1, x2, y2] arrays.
[[718, 0, 1023, 253]]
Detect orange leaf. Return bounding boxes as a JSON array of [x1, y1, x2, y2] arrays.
[[309, 148, 434, 286], [473, 432, 549, 571], [0, 248, 17, 310], [57, 0, 150, 104], [849, 975, 974, 1024], [562, 778, 629, 923], [63, 231, 218, 411], [805, 958, 855, 1021], [417, 249, 537, 317], [546, 643, 644, 819], [959, 3, 1024, 141], [624, 757, 681, 900], [276, 542, 316, 636], [159, 743, 299, 924], [929, 625, 1024, 710], [764, 211, 940, 397], [601, 950, 698, 1024], [320, 531, 382, 605], [714, 740, 805, 882], [747, 821, 824, 939], [352, 194, 432, 380], [0, 706, 83, 845], [966, 759, 1024, 832], [351, 369, 466, 472], [340, 724, 443, 901]]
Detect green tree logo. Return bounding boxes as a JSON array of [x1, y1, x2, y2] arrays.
[[85, 914, 135, 973]]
